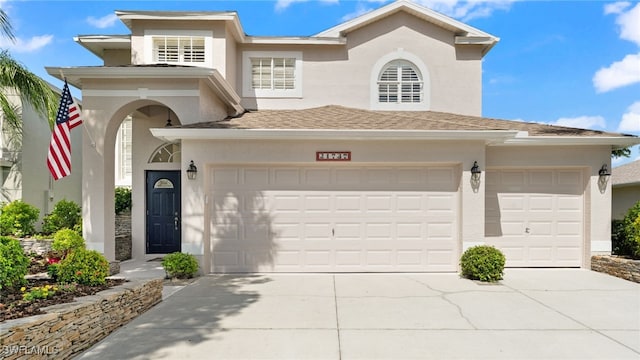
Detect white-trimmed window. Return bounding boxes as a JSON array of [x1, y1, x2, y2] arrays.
[[243, 51, 302, 98], [370, 50, 430, 111], [144, 30, 213, 68], [153, 37, 205, 63], [378, 60, 423, 104], [115, 116, 132, 187]]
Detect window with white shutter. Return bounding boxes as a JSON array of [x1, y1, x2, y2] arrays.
[[378, 60, 423, 104], [243, 51, 302, 98], [144, 30, 212, 68], [153, 36, 205, 64]]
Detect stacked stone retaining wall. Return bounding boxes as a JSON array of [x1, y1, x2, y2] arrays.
[[591, 255, 640, 283], [0, 278, 162, 359]]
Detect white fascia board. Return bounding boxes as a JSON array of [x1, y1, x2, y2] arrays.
[[115, 10, 246, 42], [45, 66, 216, 87], [74, 35, 131, 59], [150, 128, 519, 142], [244, 36, 346, 45], [206, 71, 244, 116], [498, 136, 640, 148]]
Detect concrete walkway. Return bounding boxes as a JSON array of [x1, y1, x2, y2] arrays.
[[77, 268, 640, 359]]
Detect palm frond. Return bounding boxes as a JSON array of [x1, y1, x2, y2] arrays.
[[0, 9, 15, 42], [0, 51, 57, 123]]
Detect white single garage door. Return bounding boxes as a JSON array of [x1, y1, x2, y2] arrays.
[[209, 165, 459, 272], [485, 169, 584, 267]]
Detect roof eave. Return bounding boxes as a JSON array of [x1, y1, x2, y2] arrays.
[[150, 128, 520, 142], [244, 36, 346, 45], [497, 136, 640, 147], [45, 66, 217, 88]]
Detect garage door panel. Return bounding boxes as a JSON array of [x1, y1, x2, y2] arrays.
[[211, 165, 459, 272], [485, 169, 583, 267]]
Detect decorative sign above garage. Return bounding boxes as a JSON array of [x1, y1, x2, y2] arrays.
[[316, 151, 351, 161]]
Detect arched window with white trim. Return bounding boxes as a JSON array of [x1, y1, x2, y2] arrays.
[[370, 51, 430, 111], [378, 60, 423, 104]]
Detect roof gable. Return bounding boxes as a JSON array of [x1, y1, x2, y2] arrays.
[[314, 0, 499, 54]]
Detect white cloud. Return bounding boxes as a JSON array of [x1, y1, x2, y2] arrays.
[[86, 13, 119, 29], [0, 34, 53, 53], [275, 0, 339, 12], [615, 2, 640, 46], [412, 0, 514, 22], [549, 115, 607, 130], [617, 101, 640, 133], [593, 52, 640, 93], [604, 1, 630, 15], [594, 3, 640, 92], [341, 3, 375, 22]]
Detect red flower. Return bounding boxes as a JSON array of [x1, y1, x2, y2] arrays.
[[47, 257, 60, 264]]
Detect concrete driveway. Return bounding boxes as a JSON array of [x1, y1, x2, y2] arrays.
[[77, 269, 640, 359]]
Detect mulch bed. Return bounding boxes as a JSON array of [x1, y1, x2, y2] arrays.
[[0, 278, 126, 323]]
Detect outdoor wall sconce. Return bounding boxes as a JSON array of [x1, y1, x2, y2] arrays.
[[165, 108, 173, 127], [598, 164, 611, 179], [186, 160, 198, 180], [471, 161, 481, 181]]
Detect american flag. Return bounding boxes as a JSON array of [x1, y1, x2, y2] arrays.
[[47, 80, 83, 180]]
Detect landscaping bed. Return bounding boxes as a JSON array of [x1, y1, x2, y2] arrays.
[[0, 277, 125, 322], [0, 278, 162, 359]]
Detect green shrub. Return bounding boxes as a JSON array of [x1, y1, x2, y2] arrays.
[[47, 263, 59, 281], [0, 236, 29, 289], [613, 201, 640, 259], [162, 252, 199, 279], [460, 245, 506, 282], [42, 199, 82, 235], [51, 228, 85, 254], [0, 200, 39, 237], [115, 187, 132, 215], [57, 248, 110, 286]]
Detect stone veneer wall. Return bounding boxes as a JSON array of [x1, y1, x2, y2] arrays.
[[0, 278, 162, 359], [591, 255, 640, 283], [115, 210, 132, 261]]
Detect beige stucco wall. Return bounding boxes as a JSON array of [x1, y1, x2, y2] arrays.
[[238, 11, 483, 115], [612, 185, 640, 220], [103, 49, 131, 66], [79, 77, 227, 260], [181, 139, 486, 273], [486, 145, 613, 264]]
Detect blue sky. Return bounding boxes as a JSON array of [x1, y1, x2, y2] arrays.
[[1, 0, 639, 165]]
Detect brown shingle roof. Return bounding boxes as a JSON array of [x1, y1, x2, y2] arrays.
[[179, 105, 630, 137], [613, 159, 640, 186]]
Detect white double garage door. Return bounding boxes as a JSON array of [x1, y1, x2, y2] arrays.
[[209, 165, 584, 272]]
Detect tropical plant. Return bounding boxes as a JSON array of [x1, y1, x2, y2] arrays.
[[0, 10, 58, 135]]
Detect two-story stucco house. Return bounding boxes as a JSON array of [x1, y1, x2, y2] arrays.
[[45, 0, 638, 273]]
